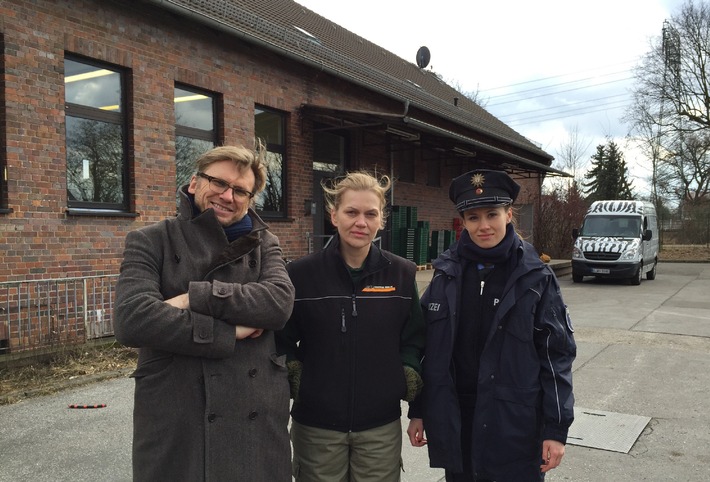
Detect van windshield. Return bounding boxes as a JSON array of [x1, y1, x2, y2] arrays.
[[580, 215, 641, 237]]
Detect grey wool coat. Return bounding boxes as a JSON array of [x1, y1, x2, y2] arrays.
[[115, 187, 295, 482]]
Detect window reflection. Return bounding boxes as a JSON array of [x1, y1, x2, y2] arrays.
[[313, 131, 345, 173], [176, 136, 214, 187], [255, 107, 286, 216], [256, 151, 283, 212], [174, 85, 216, 197], [66, 117, 124, 203], [175, 87, 213, 130], [65, 59, 121, 111], [64, 56, 126, 209]]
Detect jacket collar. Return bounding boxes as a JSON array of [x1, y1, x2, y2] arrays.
[[326, 233, 392, 278], [433, 236, 546, 288], [176, 184, 269, 234]]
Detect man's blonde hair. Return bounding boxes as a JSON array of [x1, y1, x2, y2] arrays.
[[195, 142, 268, 195]]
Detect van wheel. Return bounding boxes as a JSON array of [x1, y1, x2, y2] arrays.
[[572, 272, 583, 283], [630, 264, 643, 285], [646, 261, 657, 280]]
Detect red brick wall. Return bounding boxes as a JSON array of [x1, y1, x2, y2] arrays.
[[0, 0, 542, 283]]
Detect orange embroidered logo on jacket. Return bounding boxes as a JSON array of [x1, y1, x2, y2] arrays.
[[361, 285, 396, 292]]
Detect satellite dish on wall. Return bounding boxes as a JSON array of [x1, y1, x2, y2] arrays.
[[416, 46, 430, 69]]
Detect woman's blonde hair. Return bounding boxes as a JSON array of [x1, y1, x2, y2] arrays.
[[322, 171, 392, 227]]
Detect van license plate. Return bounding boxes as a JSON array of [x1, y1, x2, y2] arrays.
[[591, 268, 610, 274]]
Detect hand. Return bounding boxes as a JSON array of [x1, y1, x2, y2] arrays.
[[235, 326, 264, 340], [164, 293, 189, 309], [540, 439, 565, 473], [406, 418, 427, 447]]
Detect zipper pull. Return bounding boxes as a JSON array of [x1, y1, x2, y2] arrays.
[[480, 280, 485, 296], [351, 294, 358, 317], [341, 308, 347, 333]]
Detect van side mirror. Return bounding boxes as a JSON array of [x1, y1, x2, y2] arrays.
[[642, 229, 652, 241], [572, 228, 579, 239]]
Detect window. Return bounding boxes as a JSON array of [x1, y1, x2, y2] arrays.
[[65, 56, 127, 210], [313, 130, 346, 173], [174, 84, 217, 189], [254, 107, 286, 216], [393, 139, 415, 182], [426, 157, 441, 187]]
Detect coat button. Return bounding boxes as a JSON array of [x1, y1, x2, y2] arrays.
[[249, 369, 257, 378], [199, 329, 208, 339], [490, 374, 495, 379], [248, 411, 258, 420], [208, 413, 216, 422], [218, 287, 227, 295], [248, 259, 257, 268]]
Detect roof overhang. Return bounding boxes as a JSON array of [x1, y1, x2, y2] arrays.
[[300, 104, 570, 178]]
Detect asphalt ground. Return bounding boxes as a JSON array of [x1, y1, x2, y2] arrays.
[[1, 262, 709, 481]]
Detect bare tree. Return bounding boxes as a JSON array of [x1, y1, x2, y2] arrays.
[[66, 119, 124, 203], [627, 0, 710, 206], [553, 125, 591, 186], [447, 79, 488, 107]]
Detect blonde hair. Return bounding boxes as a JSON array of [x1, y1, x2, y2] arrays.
[[194, 141, 268, 195], [322, 171, 392, 227]]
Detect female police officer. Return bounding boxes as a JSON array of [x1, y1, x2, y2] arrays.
[[407, 169, 576, 482]]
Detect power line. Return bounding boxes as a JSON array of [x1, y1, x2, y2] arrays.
[[478, 59, 639, 93], [506, 102, 631, 127], [496, 92, 629, 118], [487, 77, 633, 107], [485, 69, 633, 102]]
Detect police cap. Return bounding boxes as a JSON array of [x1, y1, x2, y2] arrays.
[[449, 169, 520, 212]]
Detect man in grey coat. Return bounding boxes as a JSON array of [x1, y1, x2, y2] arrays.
[[115, 144, 295, 481]]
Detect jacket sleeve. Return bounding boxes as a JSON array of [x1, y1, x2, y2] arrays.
[[115, 229, 237, 358], [115, 229, 294, 358], [400, 282, 425, 373], [187, 230, 295, 332], [534, 270, 576, 443], [407, 280, 436, 419], [274, 262, 301, 362]]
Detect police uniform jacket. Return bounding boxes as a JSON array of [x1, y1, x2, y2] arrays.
[[276, 234, 425, 433], [115, 186, 295, 482], [412, 237, 575, 481]]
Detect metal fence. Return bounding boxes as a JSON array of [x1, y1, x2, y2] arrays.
[[0, 275, 118, 354]]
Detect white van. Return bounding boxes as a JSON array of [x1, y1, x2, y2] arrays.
[[571, 200, 659, 285]]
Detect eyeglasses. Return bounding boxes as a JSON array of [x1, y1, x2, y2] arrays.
[[196, 172, 254, 199]]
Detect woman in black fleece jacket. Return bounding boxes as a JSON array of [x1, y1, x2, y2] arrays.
[[276, 171, 425, 482]]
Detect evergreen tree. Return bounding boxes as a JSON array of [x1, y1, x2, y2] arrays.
[[583, 140, 634, 201]]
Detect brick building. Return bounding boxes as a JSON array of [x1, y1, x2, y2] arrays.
[[0, 0, 564, 353]]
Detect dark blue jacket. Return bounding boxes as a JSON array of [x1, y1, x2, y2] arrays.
[[411, 237, 575, 481]]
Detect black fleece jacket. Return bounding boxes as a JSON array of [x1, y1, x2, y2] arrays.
[[275, 235, 424, 432]]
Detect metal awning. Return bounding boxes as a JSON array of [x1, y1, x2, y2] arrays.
[[300, 104, 571, 178]]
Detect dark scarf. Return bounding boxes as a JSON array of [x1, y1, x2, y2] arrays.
[[456, 223, 518, 264], [188, 192, 253, 242]]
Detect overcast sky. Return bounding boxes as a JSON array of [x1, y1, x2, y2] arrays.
[[295, 0, 686, 197]]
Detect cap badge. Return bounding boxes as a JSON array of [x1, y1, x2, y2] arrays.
[[470, 173, 485, 187]]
